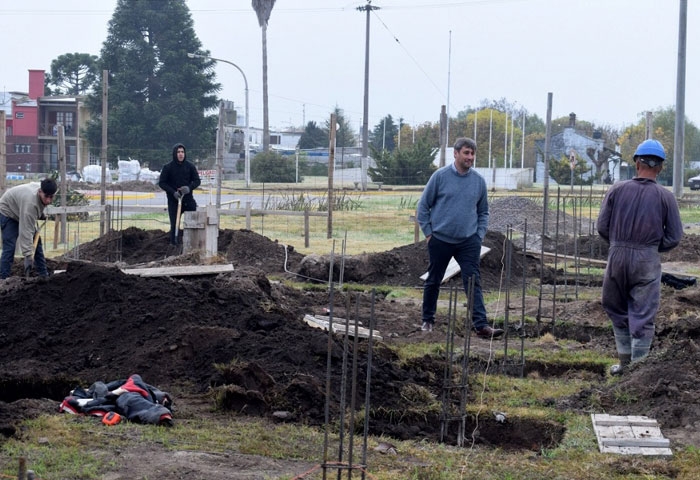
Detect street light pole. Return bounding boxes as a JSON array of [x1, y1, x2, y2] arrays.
[[188, 53, 250, 188]]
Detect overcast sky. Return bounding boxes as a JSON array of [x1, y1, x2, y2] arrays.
[[1, 0, 696, 133]]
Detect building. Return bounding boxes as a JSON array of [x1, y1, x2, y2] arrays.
[[5, 69, 90, 177], [534, 113, 621, 184]]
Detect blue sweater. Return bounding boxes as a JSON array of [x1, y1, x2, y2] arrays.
[[416, 163, 489, 244]]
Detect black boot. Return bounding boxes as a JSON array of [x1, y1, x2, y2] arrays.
[[610, 353, 631, 376]]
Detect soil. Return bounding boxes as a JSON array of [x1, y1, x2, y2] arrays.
[[1, 195, 700, 479]]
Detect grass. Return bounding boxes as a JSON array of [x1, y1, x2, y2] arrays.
[[5, 186, 700, 478], [37, 183, 700, 258], [3, 365, 699, 479]]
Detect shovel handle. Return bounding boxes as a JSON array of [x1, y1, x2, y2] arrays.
[[174, 197, 183, 232], [33, 220, 46, 252]]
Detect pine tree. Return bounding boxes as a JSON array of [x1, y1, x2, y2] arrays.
[[84, 0, 220, 169]]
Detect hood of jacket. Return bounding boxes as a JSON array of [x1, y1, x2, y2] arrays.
[[172, 143, 187, 162]]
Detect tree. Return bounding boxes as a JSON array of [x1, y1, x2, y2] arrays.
[[549, 154, 592, 186], [297, 121, 327, 149], [370, 114, 398, 152], [83, 0, 220, 170], [251, 151, 296, 182], [323, 107, 356, 148], [368, 140, 436, 185], [252, 0, 276, 153], [47, 53, 99, 95], [617, 107, 700, 186]]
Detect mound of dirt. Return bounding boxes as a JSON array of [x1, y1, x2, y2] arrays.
[[2, 223, 700, 452]]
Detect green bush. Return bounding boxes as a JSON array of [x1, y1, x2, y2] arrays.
[[250, 152, 301, 183]]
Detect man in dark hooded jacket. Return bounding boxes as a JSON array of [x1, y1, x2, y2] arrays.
[[158, 143, 201, 245]]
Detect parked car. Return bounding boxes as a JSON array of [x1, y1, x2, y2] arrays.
[[689, 175, 700, 190]]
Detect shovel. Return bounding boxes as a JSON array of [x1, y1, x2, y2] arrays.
[[174, 194, 183, 237], [32, 219, 47, 253], [28, 219, 46, 278]]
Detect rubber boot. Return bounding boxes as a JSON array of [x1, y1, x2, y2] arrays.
[[631, 335, 652, 363], [610, 353, 631, 376], [611, 325, 632, 375]]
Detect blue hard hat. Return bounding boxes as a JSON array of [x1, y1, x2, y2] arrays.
[[634, 139, 666, 161]]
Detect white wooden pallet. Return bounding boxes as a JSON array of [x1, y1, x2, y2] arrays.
[[121, 264, 234, 277], [419, 246, 491, 283], [303, 314, 382, 340], [591, 414, 672, 456]]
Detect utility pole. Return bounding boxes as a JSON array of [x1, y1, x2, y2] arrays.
[[543, 92, 553, 235], [215, 101, 224, 208], [439, 106, 447, 167], [446, 30, 452, 147], [328, 113, 336, 239], [673, 0, 687, 199], [357, 1, 380, 191]]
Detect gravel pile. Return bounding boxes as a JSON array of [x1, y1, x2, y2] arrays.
[[488, 196, 594, 237]]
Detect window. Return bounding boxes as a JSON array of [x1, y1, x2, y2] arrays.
[[270, 135, 281, 145], [13, 144, 31, 153], [56, 111, 74, 131], [15, 112, 24, 119]]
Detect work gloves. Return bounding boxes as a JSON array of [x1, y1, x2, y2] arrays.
[[179, 186, 190, 195], [24, 256, 33, 277], [173, 191, 182, 201]]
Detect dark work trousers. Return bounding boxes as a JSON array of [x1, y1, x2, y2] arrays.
[[422, 234, 487, 329], [602, 244, 660, 343], [166, 197, 196, 245], [0, 213, 48, 278]]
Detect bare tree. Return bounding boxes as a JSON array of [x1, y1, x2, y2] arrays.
[[252, 0, 276, 152]]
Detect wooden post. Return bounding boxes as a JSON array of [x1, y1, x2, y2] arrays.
[[0, 110, 6, 196], [205, 204, 219, 258], [413, 214, 420, 244], [53, 217, 59, 249], [58, 125, 67, 243], [18, 457, 27, 480], [100, 69, 108, 236], [182, 209, 206, 254], [304, 207, 310, 248], [327, 113, 336, 239], [245, 201, 252, 230]]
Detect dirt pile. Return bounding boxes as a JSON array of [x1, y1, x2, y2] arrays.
[[1, 225, 700, 451]]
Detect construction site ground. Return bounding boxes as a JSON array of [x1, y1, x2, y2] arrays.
[[1, 195, 700, 479]]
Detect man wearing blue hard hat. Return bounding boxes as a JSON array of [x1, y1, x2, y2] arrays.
[[596, 139, 683, 375]]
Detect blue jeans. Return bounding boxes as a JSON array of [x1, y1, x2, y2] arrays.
[[0, 213, 48, 278], [422, 234, 487, 329]]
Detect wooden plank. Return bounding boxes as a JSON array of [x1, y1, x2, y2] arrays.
[[313, 315, 364, 327], [594, 419, 659, 427], [121, 264, 234, 277], [601, 438, 670, 448], [303, 314, 382, 340], [420, 246, 491, 283], [525, 250, 608, 267], [526, 251, 697, 279]]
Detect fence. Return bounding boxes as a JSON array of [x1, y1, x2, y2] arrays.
[[31, 183, 613, 260], [37, 187, 421, 258]]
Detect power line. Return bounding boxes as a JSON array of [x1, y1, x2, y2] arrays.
[[371, 10, 445, 100]]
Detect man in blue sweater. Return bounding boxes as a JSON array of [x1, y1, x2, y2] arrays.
[[417, 137, 503, 338]]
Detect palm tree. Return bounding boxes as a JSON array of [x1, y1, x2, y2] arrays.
[[251, 0, 276, 152]]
